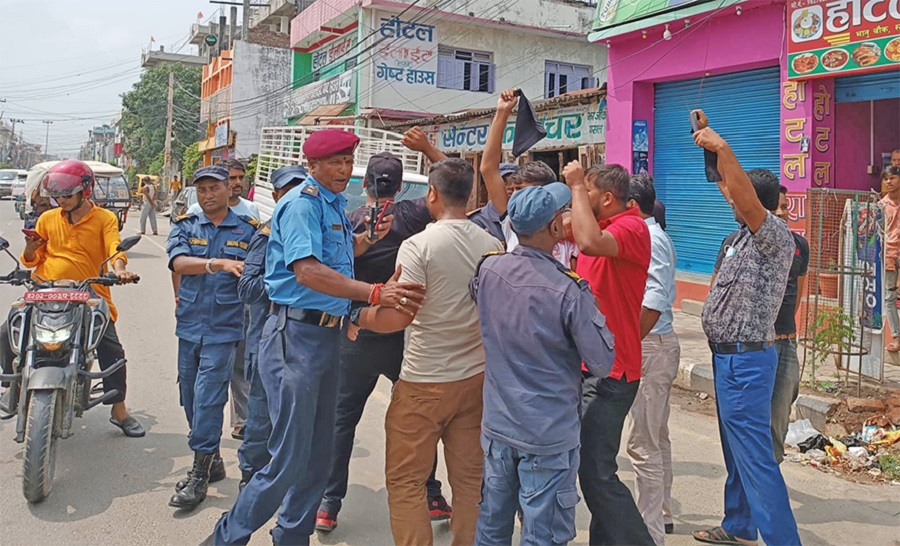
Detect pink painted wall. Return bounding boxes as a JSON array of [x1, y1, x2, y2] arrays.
[[291, 0, 357, 46], [604, 0, 785, 168], [834, 99, 900, 191]]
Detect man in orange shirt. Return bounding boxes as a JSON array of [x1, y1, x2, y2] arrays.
[[6, 161, 144, 436]]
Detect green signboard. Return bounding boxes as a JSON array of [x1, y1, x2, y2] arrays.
[[593, 0, 716, 30]]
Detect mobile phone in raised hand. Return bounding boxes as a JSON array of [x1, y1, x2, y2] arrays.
[[690, 109, 722, 183]]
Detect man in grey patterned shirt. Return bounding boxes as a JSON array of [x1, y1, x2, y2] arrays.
[[691, 127, 801, 546]]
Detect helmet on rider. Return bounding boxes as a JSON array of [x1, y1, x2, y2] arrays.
[[42, 160, 94, 200]]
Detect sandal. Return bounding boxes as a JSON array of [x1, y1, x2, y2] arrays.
[[693, 526, 757, 546], [887, 342, 900, 353]]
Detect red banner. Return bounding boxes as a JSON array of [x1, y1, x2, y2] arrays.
[[114, 142, 124, 156]]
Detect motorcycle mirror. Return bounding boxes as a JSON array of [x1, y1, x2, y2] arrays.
[[13, 269, 31, 281], [0, 237, 8, 251], [117, 235, 141, 252]]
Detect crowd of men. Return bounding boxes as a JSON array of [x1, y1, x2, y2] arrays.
[[0, 86, 836, 546]]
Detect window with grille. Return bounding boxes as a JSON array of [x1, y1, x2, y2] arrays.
[[545, 61, 596, 98], [437, 46, 495, 93]]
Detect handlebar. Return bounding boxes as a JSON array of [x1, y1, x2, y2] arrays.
[[0, 270, 140, 288]]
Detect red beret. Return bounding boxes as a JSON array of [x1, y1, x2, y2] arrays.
[[303, 129, 360, 160]]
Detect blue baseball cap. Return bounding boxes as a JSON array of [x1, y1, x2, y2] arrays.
[[499, 163, 519, 178], [507, 183, 571, 235], [271, 165, 308, 190], [192, 165, 229, 184]]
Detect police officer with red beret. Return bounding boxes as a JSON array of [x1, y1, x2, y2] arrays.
[[208, 130, 426, 546]]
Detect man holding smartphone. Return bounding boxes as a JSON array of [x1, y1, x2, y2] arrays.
[[316, 151, 451, 532]]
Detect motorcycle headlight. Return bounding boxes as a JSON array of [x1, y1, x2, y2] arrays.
[[34, 324, 74, 350]]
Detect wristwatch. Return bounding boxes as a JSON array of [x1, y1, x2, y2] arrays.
[[349, 307, 363, 327]]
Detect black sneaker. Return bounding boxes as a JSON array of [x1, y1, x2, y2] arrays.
[[428, 495, 452, 521]]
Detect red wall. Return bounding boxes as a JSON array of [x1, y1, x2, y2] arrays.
[[834, 98, 900, 191]]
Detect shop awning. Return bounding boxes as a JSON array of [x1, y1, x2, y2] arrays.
[[296, 103, 352, 125]]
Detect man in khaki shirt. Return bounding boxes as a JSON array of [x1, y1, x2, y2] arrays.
[[352, 158, 503, 546]]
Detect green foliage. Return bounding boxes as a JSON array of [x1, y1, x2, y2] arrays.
[[0, 161, 11, 169], [120, 64, 202, 171], [244, 154, 258, 185], [811, 308, 855, 360], [879, 453, 900, 480], [181, 142, 203, 182]]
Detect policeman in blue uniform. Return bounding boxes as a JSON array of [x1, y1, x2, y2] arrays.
[[468, 162, 518, 243], [166, 165, 258, 510], [470, 183, 616, 545], [236, 164, 308, 490], [208, 130, 426, 546]]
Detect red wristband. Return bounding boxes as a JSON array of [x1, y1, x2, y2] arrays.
[[369, 283, 384, 305]]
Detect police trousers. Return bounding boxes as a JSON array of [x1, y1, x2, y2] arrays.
[[177, 338, 237, 453], [237, 352, 271, 477], [475, 436, 580, 546], [712, 347, 801, 545], [214, 312, 341, 546]]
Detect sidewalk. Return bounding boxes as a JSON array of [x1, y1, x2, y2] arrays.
[[671, 309, 900, 429]]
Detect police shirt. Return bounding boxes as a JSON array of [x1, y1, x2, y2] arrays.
[[471, 245, 615, 455], [264, 177, 354, 315], [166, 210, 256, 344], [468, 201, 505, 243], [238, 221, 271, 359]]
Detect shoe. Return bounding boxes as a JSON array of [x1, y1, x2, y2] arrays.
[[428, 495, 452, 521], [665, 523, 674, 534], [231, 426, 245, 440], [109, 416, 146, 438], [176, 450, 226, 491], [0, 389, 16, 420], [315, 509, 338, 532], [169, 451, 215, 509], [239, 470, 252, 492], [153, 232, 158, 236]]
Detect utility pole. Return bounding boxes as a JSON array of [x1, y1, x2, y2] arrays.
[[242, 0, 250, 38], [163, 69, 175, 191], [8, 118, 24, 165], [42, 120, 53, 160]]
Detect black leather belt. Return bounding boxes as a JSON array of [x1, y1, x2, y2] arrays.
[[270, 303, 343, 328], [709, 341, 773, 354]]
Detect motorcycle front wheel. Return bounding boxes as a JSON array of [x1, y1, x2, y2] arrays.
[[22, 389, 59, 503]]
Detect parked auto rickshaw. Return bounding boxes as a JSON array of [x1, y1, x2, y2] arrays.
[[24, 161, 131, 230]]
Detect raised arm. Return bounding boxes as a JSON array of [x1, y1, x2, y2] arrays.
[[480, 89, 518, 215], [402, 127, 448, 164], [562, 160, 620, 257], [694, 128, 766, 233]]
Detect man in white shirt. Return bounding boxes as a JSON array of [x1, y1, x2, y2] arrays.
[[624, 174, 680, 545], [140, 176, 158, 235], [352, 158, 503, 546], [188, 159, 260, 221]]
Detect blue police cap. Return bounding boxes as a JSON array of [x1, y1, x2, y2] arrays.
[[499, 163, 519, 178], [271, 164, 309, 190], [508, 182, 572, 235], [192, 165, 229, 185]]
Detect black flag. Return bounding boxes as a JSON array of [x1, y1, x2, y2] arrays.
[[512, 89, 546, 157]]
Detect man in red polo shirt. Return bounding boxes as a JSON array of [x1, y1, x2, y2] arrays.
[[562, 160, 654, 546]]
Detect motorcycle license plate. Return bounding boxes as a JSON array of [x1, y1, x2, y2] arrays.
[[23, 291, 91, 303]]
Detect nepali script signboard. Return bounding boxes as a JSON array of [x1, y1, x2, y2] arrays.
[[787, 0, 900, 79], [375, 16, 438, 89], [283, 71, 355, 120], [435, 100, 607, 154]]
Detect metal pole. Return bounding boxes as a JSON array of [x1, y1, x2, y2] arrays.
[[164, 70, 175, 189], [42, 121, 53, 160], [242, 0, 250, 38]]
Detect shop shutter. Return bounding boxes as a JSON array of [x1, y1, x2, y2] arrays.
[[653, 66, 781, 275], [835, 72, 900, 103]]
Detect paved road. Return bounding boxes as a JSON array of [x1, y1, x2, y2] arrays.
[[0, 201, 897, 546]]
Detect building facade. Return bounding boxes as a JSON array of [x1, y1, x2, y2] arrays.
[[280, 0, 603, 127]]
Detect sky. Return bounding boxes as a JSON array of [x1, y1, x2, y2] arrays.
[[0, 0, 215, 159]]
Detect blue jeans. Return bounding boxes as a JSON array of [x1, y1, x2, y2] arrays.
[[713, 347, 801, 545], [475, 436, 580, 546], [237, 353, 271, 476], [213, 313, 341, 546], [177, 338, 237, 453]]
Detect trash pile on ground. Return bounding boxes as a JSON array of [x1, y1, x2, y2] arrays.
[[785, 414, 900, 483]]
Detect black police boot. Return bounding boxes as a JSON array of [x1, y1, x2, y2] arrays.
[[169, 451, 214, 509], [239, 470, 253, 492], [175, 450, 226, 491]]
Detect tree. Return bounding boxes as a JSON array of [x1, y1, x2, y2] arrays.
[[181, 142, 203, 182], [120, 64, 202, 172]]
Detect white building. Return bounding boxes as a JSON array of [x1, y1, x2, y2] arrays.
[[264, 0, 603, 127]]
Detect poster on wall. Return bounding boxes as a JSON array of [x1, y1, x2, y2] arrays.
[[787, 0, 900, 79], [283, 71, 355, 119], [374, 16, 438, 89]]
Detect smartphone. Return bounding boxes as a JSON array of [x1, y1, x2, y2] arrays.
[[689, 109, 708, 133], [22, 229, 43, 240]]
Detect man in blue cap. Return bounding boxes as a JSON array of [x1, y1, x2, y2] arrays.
[[468, 162, 518, 243], [208, 129, 426, 546], [235, 164, 308, 490], [471, 183, 616, 545], [166, 165, 259, 510]]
